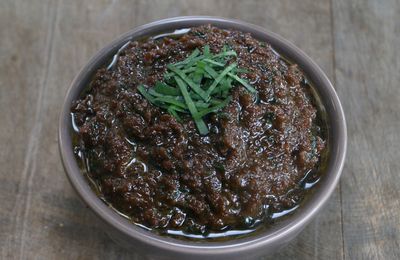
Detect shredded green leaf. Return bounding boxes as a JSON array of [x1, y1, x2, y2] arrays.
[[203, 59, 225, 67], [167, 106, 183, 122], [194, 96, 232, 119], [227, 72, 257, 93], [137, 44, 257, 135], [154, 81, 180, 96], [206, 63, 237, 97], [137, 85, 156, 103], [174, 76, 208, 135], [174, 48, 200, 66], [167, 64, 209, 101]]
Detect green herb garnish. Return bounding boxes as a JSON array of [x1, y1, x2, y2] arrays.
[[138, 45, 257, 135]]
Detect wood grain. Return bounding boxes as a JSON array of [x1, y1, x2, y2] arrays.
[[332, 0, 400, 259], [0, 1, 59, 259], [3, 0, 398, 259]]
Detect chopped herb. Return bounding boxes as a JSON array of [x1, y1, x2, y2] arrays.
[[153, 96, 187, 109], [227, 72, 257, 93], [174, 76, 209, 135], [167, 64, 209, 101], [203, 58, 225, 67], [204, 65, 219, 79], [154, 81, 180, 96], [205, 63, 237, 97], [137, 44, 257, 135], [167, 106, 183, 122], [174, 48, 200, 66], [194, 96, 232, 119], [138, 85, 156, 103], [203, 45, 210, 58]]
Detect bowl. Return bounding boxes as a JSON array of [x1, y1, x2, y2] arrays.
[[59, 16, 347, 260]]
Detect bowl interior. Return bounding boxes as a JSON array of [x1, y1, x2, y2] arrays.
[[59, 16, 346, 252]]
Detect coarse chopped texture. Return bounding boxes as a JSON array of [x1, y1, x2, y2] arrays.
[[71, 25, 326, 238]]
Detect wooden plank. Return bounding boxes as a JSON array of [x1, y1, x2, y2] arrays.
[[332, 0, 400, 259], [0, 1, 59, 259], [0, 0, 341, 259], [0, 1, 141, 259]]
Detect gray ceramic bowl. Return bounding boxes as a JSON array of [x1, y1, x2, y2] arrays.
[[59, 16, 346, 260]]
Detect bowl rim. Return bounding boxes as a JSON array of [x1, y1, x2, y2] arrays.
[[59, 16, 347, 255]]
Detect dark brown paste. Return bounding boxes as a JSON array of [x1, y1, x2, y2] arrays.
[[71, 25, 327, 239]]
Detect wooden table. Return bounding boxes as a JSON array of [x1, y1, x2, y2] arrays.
[[1, 0, 399, 259]]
